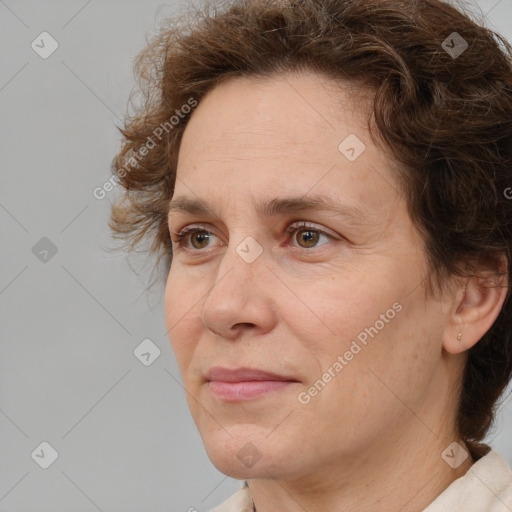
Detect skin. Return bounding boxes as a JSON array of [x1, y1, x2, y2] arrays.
[[164, 71, 508, 512]]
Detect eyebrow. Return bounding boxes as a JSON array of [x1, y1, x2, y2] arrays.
[[168, 194, 371, 227]]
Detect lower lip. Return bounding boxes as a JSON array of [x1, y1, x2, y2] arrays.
[[208, 380, 295, 401]]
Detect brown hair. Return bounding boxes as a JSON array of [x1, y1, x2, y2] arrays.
[[110, 0, 512, 460]]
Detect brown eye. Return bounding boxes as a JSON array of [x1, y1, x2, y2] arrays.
[[190, 231, 211, 249], [287, 222, 333, 250], [174, 226, 216, 251], [295, 229, 321, 248]]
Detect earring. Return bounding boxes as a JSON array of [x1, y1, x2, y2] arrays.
[[457, 332, 462, 342]]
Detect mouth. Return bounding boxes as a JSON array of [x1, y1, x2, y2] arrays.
[[204, 366, 299, 402]]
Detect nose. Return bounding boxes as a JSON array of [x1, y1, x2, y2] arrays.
[[200, 242, 277, 340]]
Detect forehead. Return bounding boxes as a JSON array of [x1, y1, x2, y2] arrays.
[[174, 71, 399, 219], [179, 71, 371, 162]]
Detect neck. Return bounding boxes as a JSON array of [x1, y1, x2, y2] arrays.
[[247, 428, 474, 512]]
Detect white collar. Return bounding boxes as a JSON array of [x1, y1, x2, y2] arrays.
[[424, 449, 512, 511]]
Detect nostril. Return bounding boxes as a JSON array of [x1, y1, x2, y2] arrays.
[[234, 322, 256, 329]]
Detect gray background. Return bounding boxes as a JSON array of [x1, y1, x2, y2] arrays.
[[1, 0, 511, 511]]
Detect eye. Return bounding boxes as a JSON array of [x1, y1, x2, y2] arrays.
[[171, 221, 337, 253], [172, 224, 219, 251], [286, 221, 335, 249]]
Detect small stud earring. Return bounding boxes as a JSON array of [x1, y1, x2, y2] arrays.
[[457, 332, 462, 342]]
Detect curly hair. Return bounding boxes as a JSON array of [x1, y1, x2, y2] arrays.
[[110, 0, 512, 460]]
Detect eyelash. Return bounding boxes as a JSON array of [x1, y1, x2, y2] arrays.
[[172, 221, 337, 253]]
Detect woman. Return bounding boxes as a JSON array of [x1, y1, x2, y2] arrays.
[[110, 0, 512, 510]]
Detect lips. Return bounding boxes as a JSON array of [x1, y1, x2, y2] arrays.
[[205, 366, 296, 382], [205, 366, 299, 401]]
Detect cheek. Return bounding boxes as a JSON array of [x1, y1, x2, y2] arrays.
[[283, 271, 395, 356], [164, 266, 202, 371], [164, 267, 181, 332], [300, 277, 441, 423], [285, 269, 429, 394]]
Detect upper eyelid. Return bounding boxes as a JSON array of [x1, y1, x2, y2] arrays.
[[173, 220, 334, 236]]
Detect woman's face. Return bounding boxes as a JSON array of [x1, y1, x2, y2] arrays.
[[165, 71, 458, 482]]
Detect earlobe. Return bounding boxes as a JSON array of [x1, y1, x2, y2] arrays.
[[443, 255, 509, 355]]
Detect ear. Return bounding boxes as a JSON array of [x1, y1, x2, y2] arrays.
[[443, 254, 509, 355]]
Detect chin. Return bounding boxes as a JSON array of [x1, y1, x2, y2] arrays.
[[200, 426, 304, 480], [206, 447, 287, 480], [208, 452, 263, 479]]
